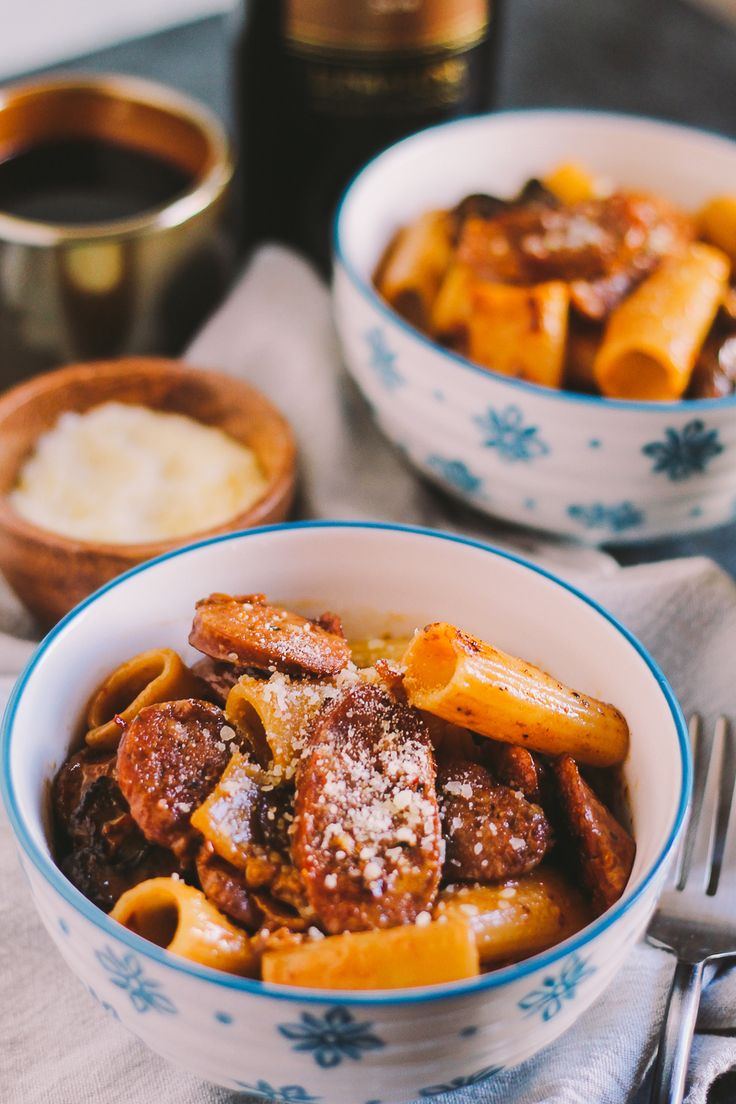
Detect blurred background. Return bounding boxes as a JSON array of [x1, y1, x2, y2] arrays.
[[3, 0, 735, 140], [0, 0, 230, 77]]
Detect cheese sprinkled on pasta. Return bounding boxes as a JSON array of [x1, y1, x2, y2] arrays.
[[10, 401, 268, 543]]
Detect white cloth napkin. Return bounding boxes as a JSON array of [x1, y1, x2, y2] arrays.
[[2, 247, 735, 1104]]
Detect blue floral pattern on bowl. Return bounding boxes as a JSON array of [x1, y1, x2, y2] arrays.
[[518, 952, 595, 1022], [475, 405, 550, 463], [427, 455, 483, 494], [642, 420, 724, 481], [96, 946, 176, 1015], [418, 1065, 503, 1096], [567, 501, 644, 532], [365, 327, 404, 391], [278, 1008, 384, 1069], [234, 1081, 321, 1102]]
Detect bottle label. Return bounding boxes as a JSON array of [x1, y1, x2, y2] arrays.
[[285, 0, 491, 115]]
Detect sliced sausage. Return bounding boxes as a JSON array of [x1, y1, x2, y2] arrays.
[[196, 845, 263, 930], [311, 611, 345, 638], [54, 742, 183, 910], [53, 747, 117, 835], [189, 593, 351, 677], [190, 656, 255, 706], [62, 842, 180, 913], [554, 754, 635, 913], [293, 683, 441, 933], [438, 759, 552, 883], [482, 742, 544, 800], [456, 192, 692, 320], [117, 699, 232, 860], [66, 774, 141, 859], [251, 892, 312, 933], [452, 181, 558, 238]]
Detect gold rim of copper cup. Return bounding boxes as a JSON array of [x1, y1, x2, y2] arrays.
[[0, 72, 233, 245]]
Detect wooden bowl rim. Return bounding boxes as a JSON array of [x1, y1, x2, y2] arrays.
[[0, 357, 298, 559]]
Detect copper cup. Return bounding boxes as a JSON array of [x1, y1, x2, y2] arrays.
[[0, 74, 233, 384]]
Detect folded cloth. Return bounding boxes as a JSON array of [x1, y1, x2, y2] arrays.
[[2, 248, 735, 1104], [186, 249, 619, 586]]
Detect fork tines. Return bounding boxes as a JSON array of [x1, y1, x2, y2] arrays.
[[676, 716, 736, 897]]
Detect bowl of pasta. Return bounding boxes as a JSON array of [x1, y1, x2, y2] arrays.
[[333, 110, 736, 544], [1, 521, 688, 1103]]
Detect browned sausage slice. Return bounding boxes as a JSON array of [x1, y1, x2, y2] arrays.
[[293, 683, 441, 933], [554, 754, 635, 913], [196, 845, 263, 929], [62, 843, 180, 913], [438, 759, 552, 883], [482, 742, 544, 800], [312, 611, 345, 638], [189, 593, 351, 677], [53, 747, 118, 833], [191, 656, 253, 706], [117, 699, 232, 860], [54, 745, 181, 910]]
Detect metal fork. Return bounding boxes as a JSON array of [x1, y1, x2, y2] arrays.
[[647, 716, 736, 1104]]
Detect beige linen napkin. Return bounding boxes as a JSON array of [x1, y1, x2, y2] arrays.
[[2, 248, 735, 1103]]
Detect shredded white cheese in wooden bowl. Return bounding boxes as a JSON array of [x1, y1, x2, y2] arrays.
[[9, 401, 268, 544]]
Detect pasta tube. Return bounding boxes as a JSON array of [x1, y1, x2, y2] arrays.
[[190, 750, 261, 869], [434, 870, 592, 967], [225, 672, 337, 776], [430, 264, 476, 341], [375, 210, 453, 329], [544, 161, 608, 205], [402, 623, 629, 767], [85, 648, 204, 750], [110, 877, 257, 976], [699, 196, 736, 264], [594, 242, 731, 400], [262, 918, 478, 990], [468, 281, 569, 389]]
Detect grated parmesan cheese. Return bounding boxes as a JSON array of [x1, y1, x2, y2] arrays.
[[10, 401, 268, 543]]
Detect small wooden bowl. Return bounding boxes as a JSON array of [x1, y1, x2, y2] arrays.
[[0, 357, 297, 627]]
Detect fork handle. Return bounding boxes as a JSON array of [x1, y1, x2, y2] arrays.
[[650, 958, 706, 1104]]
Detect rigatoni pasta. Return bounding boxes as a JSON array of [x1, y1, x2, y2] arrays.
[[86, 647, 205, 750], [700, 196, 736, 264], [373, 163, 736, 401], [434, 870, 592, 967], [543, 161, 607, 205], [53, 590, 635, 990], [225, 672, 337, 776], [401, 622, 629, 767], [110, 876, 257, 975], [190, 750, 262, 869], [262, 918, 479, 990], [375, 209, 454, 330], [467, 280, 569, 388], [594, 243, 730, 400]]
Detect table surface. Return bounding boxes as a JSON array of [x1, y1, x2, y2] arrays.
[[33, 0, 736, 578], [18, 6, 736, 1099]]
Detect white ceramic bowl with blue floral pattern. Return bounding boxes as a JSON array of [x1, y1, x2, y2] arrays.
[[1, 523, 689, 1103], [333, 110, 736, 545]]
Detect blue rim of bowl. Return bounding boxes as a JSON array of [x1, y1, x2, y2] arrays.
[[333, 107, 736, 414], [1, 520, 691, 1006]]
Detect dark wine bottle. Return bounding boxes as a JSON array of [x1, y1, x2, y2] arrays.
[[233, 0, 502, 274]]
